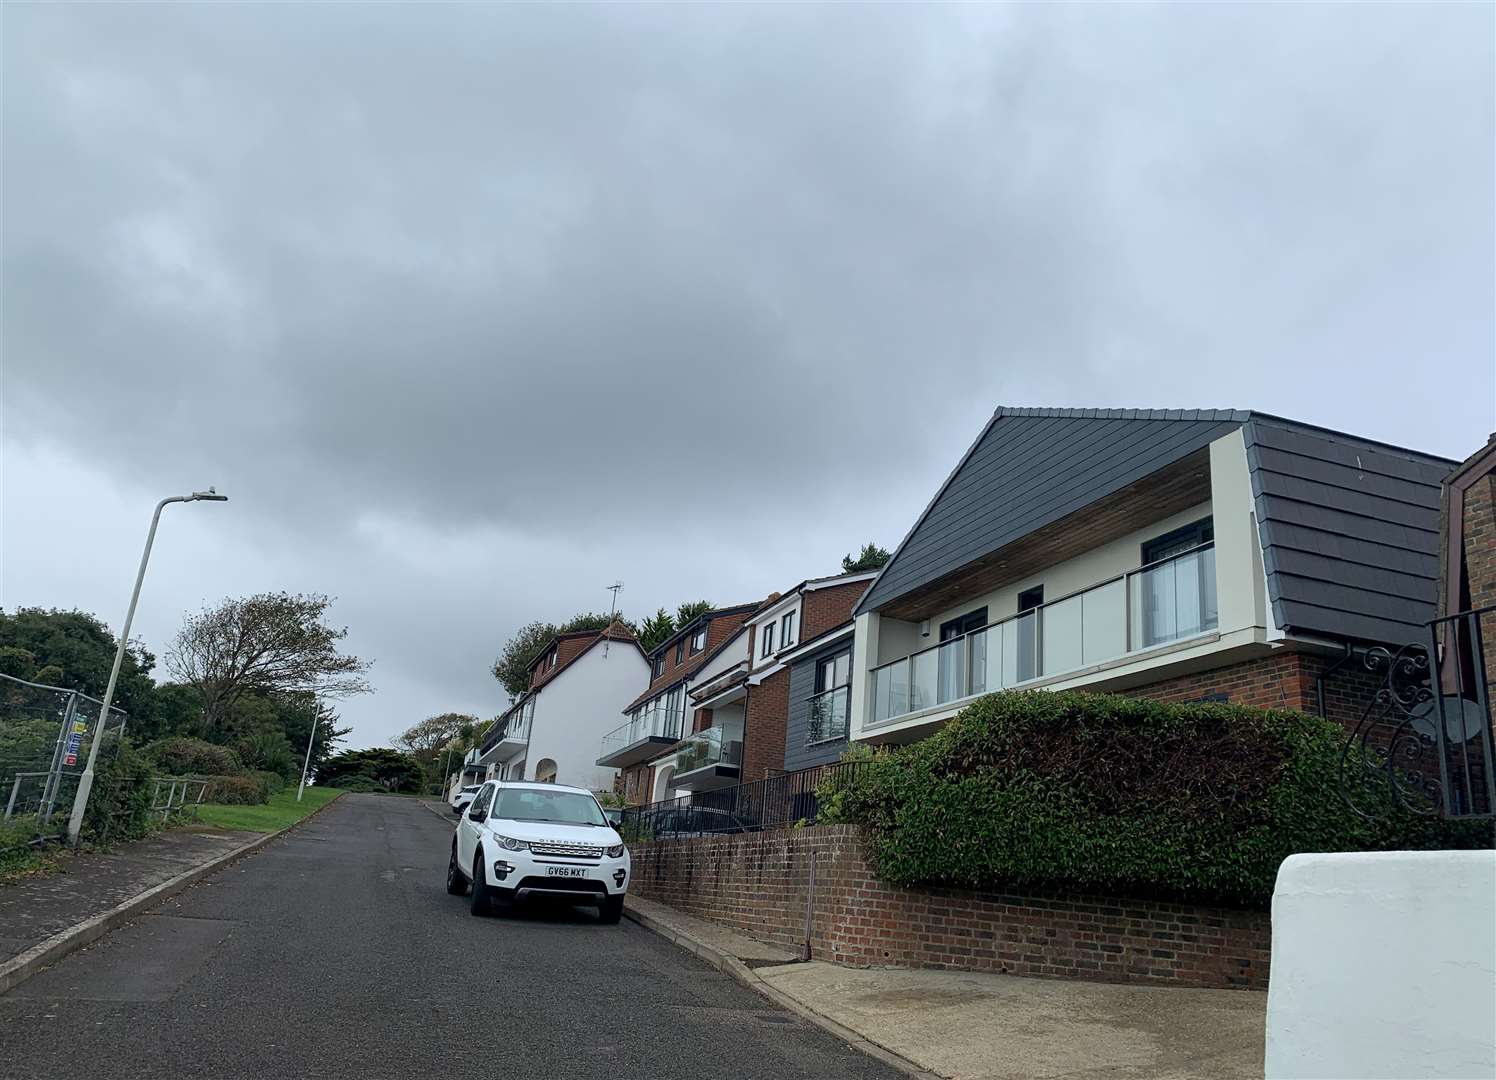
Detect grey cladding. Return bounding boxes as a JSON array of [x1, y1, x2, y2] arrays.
[[859, 406, 1454, 647], [783, 635, 854, 772]]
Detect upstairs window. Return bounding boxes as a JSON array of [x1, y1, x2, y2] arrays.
[[690, 626, 708, 654], [652, 655, 665, 678], [780, 611, 797, 650], [759, 622, 775, 658], [675, 639, 685, 664]]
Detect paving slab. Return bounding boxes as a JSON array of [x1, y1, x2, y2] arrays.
[[625, 893, 1266, 1080], [0, 826, 258, 965]]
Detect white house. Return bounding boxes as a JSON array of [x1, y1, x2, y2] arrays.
[[477, 622, 649, 793]]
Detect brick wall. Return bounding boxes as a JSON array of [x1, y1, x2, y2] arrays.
[[1463, 471, 1496, 693], [800, 581, 868, 640], [742, 669, 789, 782], [1120, 649, 1381, 732], [630, 825, 1270, 990]]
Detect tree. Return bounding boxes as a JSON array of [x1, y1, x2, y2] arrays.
[[0, 607, 160, 723], [314, 748, 423, 792], [491, 620, 558, 700], [842, 543, 892, 573], [675, 600, 712, 626], [167, 592, 371, 737], [636, 608, 675, 653], [396, 712, 475, 759]]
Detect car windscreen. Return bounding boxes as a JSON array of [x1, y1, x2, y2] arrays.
[[491, 788, 607, 826]]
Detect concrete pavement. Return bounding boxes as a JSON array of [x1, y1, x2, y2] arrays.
[[0, 794, 901, 1080], [625, 894, 1266, 1080]]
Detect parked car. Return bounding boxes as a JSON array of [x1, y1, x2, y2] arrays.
[[447, 781, 630, 923], [647, 805, 756, 839], [450, 785, 482, 815]]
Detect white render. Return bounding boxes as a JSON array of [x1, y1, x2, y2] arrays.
[[522, 639, 651, 793], [1265, 850, 1496, 1079]]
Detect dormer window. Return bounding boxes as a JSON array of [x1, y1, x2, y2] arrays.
[[548, 651, 558, 669], [780, 611, 796, 650], [675, 639, 685, 664], [653, 655, 665, 678], [759, 621, 775, 659], [689, 626, 707, 654]]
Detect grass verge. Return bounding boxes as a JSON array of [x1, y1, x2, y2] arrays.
[[196, 786, 341, 833]]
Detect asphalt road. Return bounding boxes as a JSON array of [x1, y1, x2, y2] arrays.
[[0, 794, 900, 1080]]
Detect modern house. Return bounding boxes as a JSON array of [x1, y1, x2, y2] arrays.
[[600, 603, 760, 805], [476, 621, 647, 791], [848, 407, 1454, 746], [610, 572, 876, 806]]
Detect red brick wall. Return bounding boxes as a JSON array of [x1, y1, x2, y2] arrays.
[[630, 825, 1269, 990], [742, 669, 789, 782], [1120, 649, 1381, 732], [621, 763, 653, 805], [800, 581, 868, 640], [1463, 472, 1496, 693]]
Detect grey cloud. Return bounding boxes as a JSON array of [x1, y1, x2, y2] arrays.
[[3, 2, 1491, 744]]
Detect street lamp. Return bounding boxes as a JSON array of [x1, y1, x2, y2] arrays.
[[66, 488, 229, 845]]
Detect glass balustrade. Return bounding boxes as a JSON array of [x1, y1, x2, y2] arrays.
[[869, 544, 1216, 726], [807, 686, 851, 744], [676, 726, 742, 774]]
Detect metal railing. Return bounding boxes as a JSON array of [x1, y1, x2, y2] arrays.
[[599, 708, 685, 760], [620, 758, 870, 839], [480, 700, 533, 755], [807, 686, 850, 745], [2, 672, 128, 826], [870, 543, 1218, 725]]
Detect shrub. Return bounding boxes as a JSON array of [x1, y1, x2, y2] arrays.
[[251, 770, 287, 795], [202, 775, 269, 805], [819, 691, 1493, 907], [144, 737, 242, 777]]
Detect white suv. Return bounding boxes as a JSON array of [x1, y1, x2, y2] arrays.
[[446, 780, 630, 923]]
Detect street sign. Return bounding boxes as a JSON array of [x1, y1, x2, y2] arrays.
[[63, 719, 88, 766]]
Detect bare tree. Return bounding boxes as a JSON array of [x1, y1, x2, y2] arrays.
[[168, 592, 372, 735]]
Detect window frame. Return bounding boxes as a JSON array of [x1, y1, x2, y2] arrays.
[[780, 610, 796, 650], [759, 621, 775, 658], [652, 655, 665, 678], [675, 639, 686, 664], [689, 626, 708, 655], [814, 648, 853, 693]]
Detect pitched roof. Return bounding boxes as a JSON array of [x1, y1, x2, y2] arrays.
[[622, 604, 759, 712], [856, 406, 1455, 646], [527, 621, 643, 693]]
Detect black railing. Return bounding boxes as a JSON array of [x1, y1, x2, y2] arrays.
[[1333, 607, 1496, 820], [619, 758, 869, 840]]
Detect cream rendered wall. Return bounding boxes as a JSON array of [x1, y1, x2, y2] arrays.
[[690, 627, 751, 692], [522, 642, 650, 793], [872, 500, 1215, 666], [1266, 850, 1496, 1079]]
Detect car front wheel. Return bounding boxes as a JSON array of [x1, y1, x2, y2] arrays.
[[446, 844, 467, 896], [599, 895, 624, 925], [470, 851, 490, 916]]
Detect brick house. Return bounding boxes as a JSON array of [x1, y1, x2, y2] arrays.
[[596, 603, 759, 805], [686, 571, 877, 785], [847, 407, 1455, 745], [475, 621, 647, 791], [1440, 432, 1496, 693]]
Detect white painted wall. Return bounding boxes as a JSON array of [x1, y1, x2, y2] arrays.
[[522, 642, 650, 792], [691, 626, 751, 688], [751, 596, 802, 671], [1266, 850, 1496, 1080]]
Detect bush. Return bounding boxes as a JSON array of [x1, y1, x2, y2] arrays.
[[202, 775, 269, 805], [144, 737, 242, 777], [251, 770, 287, 795], [83, 740, 159, 844], [819, 691, 1493, 907]]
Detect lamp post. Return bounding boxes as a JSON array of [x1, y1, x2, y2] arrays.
[[66, 489, 229, 845], [296, 696, 317, 803]]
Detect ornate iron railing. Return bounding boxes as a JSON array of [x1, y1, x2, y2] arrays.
[[1335, 607, 1495, 820]]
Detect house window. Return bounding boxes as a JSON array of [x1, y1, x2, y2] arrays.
[[1016, 588, 1043, 682], [780, 611, 796, 650], [675, 640, 685, 664], [690, 626, 707, 654], [760, 621, 775, 658], [1140, 517, 1218, 647], [652, 655, 665, 678], [815, 650, 852, 692], [549, 651, 557, 669]]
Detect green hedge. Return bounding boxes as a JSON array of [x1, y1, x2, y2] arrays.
[[202, 775, 269, 806], [144, 737, 243, 777], [819, 691, 1493, 907], [251, 770, 287, 795]]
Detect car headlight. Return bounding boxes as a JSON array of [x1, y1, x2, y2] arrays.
[[495, 835, 528, 852], [605, 843, 625, 858]]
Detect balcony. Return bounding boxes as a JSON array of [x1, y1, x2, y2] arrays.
[[672, 726, 742, 790], [479, 708, 531, 763], [596, 709, 685, 768], [807, 686, 850, 745], [870, 543, 1218, 726]]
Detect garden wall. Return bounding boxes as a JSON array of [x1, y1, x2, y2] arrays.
[[629, 825, 1270, 990]]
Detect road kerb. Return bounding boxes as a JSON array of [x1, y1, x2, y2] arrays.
[[623, 900, 943, 1080], [0, 791, 344, 997]]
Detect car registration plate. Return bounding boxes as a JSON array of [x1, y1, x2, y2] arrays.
[[545, 867, 587, 878]]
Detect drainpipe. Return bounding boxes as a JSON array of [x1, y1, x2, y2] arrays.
[[1316, 641, 1356, 721]]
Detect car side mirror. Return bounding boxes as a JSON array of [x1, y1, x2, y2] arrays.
[[467, 806, 483, 822]]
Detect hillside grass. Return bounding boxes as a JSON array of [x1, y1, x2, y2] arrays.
[[196, 786, 341, 832]]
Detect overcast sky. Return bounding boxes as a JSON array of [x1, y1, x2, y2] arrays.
[[3, 3, 1492, 749]]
